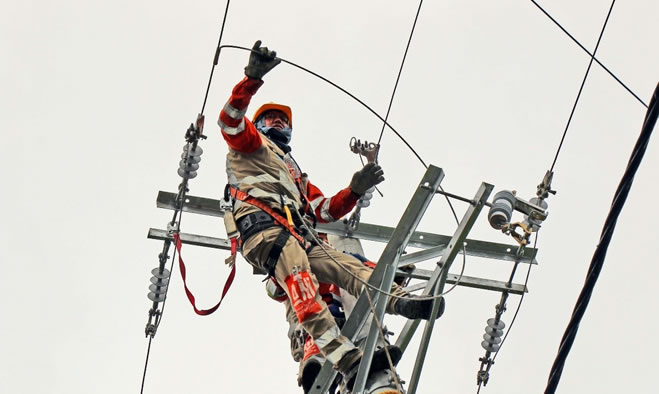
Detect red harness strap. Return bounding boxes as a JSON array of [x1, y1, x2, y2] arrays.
[[228, 186, 307, 246], [173, 233, 236, 316]]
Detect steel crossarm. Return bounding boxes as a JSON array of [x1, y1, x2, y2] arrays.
[[147, 228, 232, 250], [156, 191, 537, 264], [308, 165, 445, 394], [401, 268, 527, 295], [148, 228, 528, 295], [404, 182, 493, 394]]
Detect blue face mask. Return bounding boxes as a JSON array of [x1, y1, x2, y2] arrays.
[[255, 117, 293, 148]]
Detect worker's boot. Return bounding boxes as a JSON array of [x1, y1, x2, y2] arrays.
[[338, 345, 402, 391], [299, 355, 323, 393], [299, 336, 323, 393], [393, 294, 445, 320]]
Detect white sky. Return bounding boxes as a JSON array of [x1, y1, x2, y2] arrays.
[[2, 1, 658, 393]]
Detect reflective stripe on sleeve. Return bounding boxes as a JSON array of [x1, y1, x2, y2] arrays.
[[309, 196, 324, 212], [223, 102, 247, 120], [218, 118, 245, 135], [320, 199, 335, 222]]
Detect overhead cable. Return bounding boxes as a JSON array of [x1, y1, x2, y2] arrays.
[[549, 0, 617, 173], [140, 2, 232, 393], [219, 44, 429, 169], [376, 0, 425, 148], [545, 82, 657, 394], [200, 0, 231, 115], [530, 0, 648, 109]]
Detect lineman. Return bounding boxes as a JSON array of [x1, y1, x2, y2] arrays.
[[218, 40, 444, 390]]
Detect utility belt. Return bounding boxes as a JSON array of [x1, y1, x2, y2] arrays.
[[226, 184, 317, 277]]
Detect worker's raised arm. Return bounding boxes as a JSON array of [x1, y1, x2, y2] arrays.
[[218, 40, 281, 153], [306, 163, 385, 223], [306, 180, 359, 223]]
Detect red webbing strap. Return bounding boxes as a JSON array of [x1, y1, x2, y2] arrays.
[[229, 186, 307, 246], [173, 233, 236, 316]]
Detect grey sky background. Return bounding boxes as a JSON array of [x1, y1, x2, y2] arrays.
[[2, 1, 658, 393]]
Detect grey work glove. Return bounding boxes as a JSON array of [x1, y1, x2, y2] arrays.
[[349, 162, 385, 196], [244, 40, 281, 80]]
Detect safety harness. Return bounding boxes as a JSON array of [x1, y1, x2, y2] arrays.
[[225, 184, 311, 277]]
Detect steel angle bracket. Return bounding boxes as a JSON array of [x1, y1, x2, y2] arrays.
[[401, 182, 493, 394], [147, 228, 232, 250], [308, 165, 445, 394], [401, 268, 527, 295], [155, 191, 537, 265]]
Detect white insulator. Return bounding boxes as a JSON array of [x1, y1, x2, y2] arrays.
[[488, 190, 515, 230], [178, 144, 203, 179], [481, 318, 505, 352], [177, 168, 197, 179], [181, 151, 201, 163], [179, 159, 199, 172], [148, 268, 170, 303], [356, 187, 374, 208], [183, 145, 203, 157]]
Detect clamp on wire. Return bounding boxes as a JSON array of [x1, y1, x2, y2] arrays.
[[487, 189, 549, 244], [500, 221, 533, 247], [346, 138, 381, 233], [349, 137, 380, 163]]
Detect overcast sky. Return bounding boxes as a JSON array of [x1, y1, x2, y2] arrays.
[[2, 1, 658, 393]]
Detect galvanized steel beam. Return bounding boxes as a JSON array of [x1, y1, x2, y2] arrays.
[[308, 165, 444, 394], [147, 228, 231, 250], [405, 182, 493, 394], [156, 191, 537, 264]]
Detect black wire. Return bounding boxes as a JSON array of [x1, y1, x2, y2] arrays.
[[476, 234, 539, 394], [492, 240, 538, 364], [219, 45, 429, 169], [140, 1, 232, 386], [140, 336, 154, 394], [529, 0, 648, 109], [549, 0, 617, 173], [200, 0, 231, 116], [545, 82, 658, 394], [139, 208, 183, 393], [155, 209, 184, 331], [376, 0, 425, 148]]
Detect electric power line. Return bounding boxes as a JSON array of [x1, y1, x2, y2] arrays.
[[219, 44, 429, 169], [200, 0, 231, 116], [529, 0, 648, 109], [549, 0, 617, 173], [545, 82, 658, 394], [376, 0, 425, 147], [140, 2, 232, 392]]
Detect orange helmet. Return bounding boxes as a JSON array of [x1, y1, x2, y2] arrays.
[[252, 102, 293, 128]]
